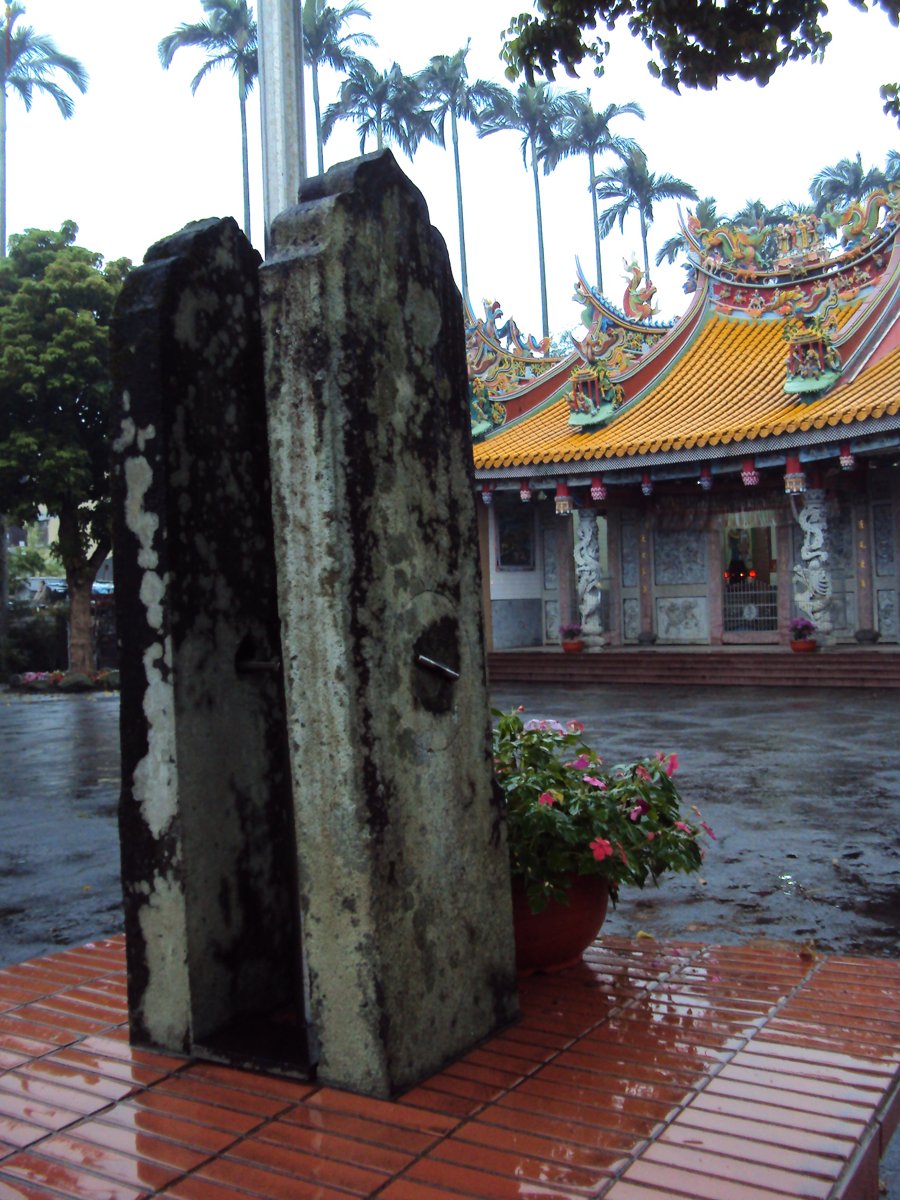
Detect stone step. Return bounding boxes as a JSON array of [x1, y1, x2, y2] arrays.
[[488, 649, 900, 688]]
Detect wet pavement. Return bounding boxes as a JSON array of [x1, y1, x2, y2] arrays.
[[1, 682, 899, 1191], [2, 682, 898, 966]]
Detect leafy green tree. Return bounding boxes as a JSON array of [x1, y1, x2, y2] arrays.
[[594, 146, 697, 284], [322, 58, 438, 157], [501, 0, 900, 107], [810, 152, 889, 214], [0, 223, 130, 674], [159, 0, 258, 241], [477, 82, 570, 339], [0, 4, 87, 259], [541, 91, 644, 293], [302, 0, 376, 175], [415, 45, 507, 298]]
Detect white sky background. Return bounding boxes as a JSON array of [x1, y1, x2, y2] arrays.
[[7, 0, 900, 336]]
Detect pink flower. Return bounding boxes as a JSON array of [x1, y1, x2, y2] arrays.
[[516, 705, 526, 713], [666, 753, 679, 776], [646, 831, 657, 841], [590, 837, 613, 861], [700, 821, 717, 841], [567, 754, 591, 770], [635, 765, 652, 782], [629, 799, 648, 822], [538, 791, 556, 807], [674, 821, 693, 834], [583, 775, 606, 789], [567, 720, 585, 734]]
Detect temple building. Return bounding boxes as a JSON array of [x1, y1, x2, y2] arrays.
[[469, 192, 900, 651]]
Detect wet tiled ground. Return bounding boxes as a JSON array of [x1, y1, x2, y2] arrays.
[[0, 937, 897, 1198]]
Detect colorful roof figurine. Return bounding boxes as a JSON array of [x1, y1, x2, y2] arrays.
[[471, 188, 900, 476]]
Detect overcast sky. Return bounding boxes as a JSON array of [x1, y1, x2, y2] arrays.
[[7, 0, 900, 334]]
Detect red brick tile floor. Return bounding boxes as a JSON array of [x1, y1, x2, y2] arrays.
[[0, 935, 897, 1200]]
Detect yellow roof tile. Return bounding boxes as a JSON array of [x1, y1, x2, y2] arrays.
[[472, 303, 895, 471]]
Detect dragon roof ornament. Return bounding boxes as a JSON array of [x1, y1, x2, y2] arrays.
[[464, 296, 560, 406], [679, 189, 900, 316]]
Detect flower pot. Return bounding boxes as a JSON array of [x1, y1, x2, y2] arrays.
[[790, 638, 817, 653], [511, 875, 609, 974], [561, 639, 585, 653]]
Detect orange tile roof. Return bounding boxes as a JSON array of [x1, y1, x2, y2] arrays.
[[473, 303, 899, 471]]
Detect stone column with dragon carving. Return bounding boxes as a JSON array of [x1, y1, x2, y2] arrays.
[[793, 488, 833, 635], [574, 508, 606, 647]]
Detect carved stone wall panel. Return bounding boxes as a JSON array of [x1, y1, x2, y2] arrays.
[[656, 596, 709, 642], [623, 597, 640, 642], [544, 598, 560, 642], [877, 588, 898, 638], [621, 516, 639, 589], [654, 530, 707, 586], [873, 502, 895, 578]]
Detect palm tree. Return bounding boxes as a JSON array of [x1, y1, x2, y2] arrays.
[[541, 91, 644, 294], [415, 45, 506, 298], [477, 83, 569, 339], [655, 195, 719, 268], [809, 153, 887, 215], [594, 147, 698, 286], [322, 59, 437, 159], [302, 0, 376, 175], [732, 198, 794, 227], [159, 0, 258, 242], [0, 3, 87, 257]]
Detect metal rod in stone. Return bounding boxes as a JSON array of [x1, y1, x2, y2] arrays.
[[416, 654, 461, 681]]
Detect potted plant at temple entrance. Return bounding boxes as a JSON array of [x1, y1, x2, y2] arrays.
[[789, 616, 817, 652], [493, 707, 713, 973], [559, 622, 584, 652]]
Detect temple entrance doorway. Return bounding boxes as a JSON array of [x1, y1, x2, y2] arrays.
[[722, 521, 779, 641]]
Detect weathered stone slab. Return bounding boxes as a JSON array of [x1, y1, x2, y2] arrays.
[[260, 152, 518, 1097], [110, 218, 306, 1068]]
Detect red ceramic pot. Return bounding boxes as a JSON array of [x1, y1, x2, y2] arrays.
[[790, 638, 817, 653], [511, 875, 609, 974], [561, 639, 585, 653]]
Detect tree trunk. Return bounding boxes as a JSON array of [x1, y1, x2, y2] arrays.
[[530, 137, 549, 341], [239, 69, 252, 242], [590, 152, 603, 294], [312, 62, 324, 175], [57, 506, 110, 676], [451, 108, 468, 298], [640, 209, 651, 286], [1, 82, 7, 258], [0, 516, 8, 673]]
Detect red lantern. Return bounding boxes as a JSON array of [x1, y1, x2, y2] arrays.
[[520, 480, 532, 502], [698, 464, 713, 491], [784, 455, 806, 494], [641, 471, 653, 497], [590, 475, 607, 501], [481, 482, 493, 505], [839, 443, 855, 470], [741, 457, 760, 487], [555, 482, 573, 515]]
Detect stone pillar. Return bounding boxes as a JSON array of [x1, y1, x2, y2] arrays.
[[639, 517, 655, 640], [574, 507, 605, 646], [851, 501, 875, 633], [793, 488, 833, 635], [259, 152, 518, 1098], [110, 218, 306, 1068]]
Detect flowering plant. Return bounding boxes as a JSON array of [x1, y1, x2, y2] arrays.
[[558, 622, 583, 640], [493, 707, 712, 913], [789, 616, 816, 640]]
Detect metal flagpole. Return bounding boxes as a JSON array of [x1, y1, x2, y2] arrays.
[[257, 0, 307, 254]]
